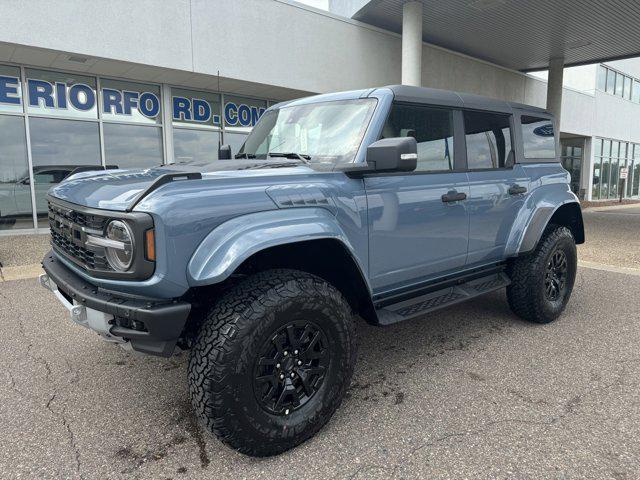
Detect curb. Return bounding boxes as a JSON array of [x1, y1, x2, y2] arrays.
[[0, 264, 43, 282], [578, 260, 640, 276]]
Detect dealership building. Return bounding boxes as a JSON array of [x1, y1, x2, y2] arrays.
[[1, 0, 640, 235]]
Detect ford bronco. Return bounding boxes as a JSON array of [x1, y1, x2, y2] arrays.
[[40, 85, 584, 456]]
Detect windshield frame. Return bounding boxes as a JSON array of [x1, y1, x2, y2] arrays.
[[237, 97, 379, 166]]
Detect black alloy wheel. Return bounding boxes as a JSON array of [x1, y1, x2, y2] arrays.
[[544, 249, 568, 301], [253, 321, 329, 416]]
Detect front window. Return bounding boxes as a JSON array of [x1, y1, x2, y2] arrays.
[[238, 99, 377, 164]]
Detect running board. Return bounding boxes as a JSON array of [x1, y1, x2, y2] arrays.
[[375, 272, 511, 325]]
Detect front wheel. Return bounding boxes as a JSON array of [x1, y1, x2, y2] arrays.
[[188, 269, 357, 456], [507, 224, 577, 324]]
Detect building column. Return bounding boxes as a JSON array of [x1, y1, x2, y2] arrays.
[[402, 1, 423, 86], [547, 57, 565, 122]]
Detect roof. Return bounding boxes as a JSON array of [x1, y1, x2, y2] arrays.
[[270, 85, 550, 115], [383, 85, 550, 115], [330, 0, 640, 71]]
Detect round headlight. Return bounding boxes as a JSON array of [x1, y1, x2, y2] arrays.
[[105, 220, 134, 272]]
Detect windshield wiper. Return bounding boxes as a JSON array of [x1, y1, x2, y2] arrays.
[[268, 152, 311, 164], [234, 152, 256, 159]]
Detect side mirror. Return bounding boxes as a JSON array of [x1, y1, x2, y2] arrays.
[[366, 137, 417, 173], [218, 144, 232, 160]]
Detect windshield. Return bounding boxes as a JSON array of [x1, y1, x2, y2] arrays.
[[237, 98, 377, 164]]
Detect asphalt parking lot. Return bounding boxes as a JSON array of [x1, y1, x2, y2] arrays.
[[1, 204, 640, 479]]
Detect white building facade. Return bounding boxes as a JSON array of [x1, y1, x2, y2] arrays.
[[0, 0, 638, 234]]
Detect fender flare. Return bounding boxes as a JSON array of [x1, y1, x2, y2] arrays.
[[505, 185, 583, 257], [187, 208, 366, 287]]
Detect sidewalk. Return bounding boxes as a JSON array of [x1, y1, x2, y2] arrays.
[[581, 199, 640, 211]]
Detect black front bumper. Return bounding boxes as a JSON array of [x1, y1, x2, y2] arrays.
[[42, 250, 191, 356]]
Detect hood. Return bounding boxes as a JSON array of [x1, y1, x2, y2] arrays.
[[48, 160, 315, 211]]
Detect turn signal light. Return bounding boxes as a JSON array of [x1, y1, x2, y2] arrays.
[[145, 229, 156, 262]]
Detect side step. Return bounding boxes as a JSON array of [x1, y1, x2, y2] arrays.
[[375, 272, 511, 326]]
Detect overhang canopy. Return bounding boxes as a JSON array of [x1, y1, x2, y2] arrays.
[[333, 0, 640, 71]]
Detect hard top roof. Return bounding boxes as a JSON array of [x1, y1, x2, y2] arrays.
[[380, 85, 551, 116]]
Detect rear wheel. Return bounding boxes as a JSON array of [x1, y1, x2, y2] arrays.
[[507, 225, 577, 324], [188, 269, 357, 456]]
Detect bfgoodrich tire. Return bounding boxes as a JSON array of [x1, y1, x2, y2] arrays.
[[188, 269, 357, 457], [507, 224, 577, 324]]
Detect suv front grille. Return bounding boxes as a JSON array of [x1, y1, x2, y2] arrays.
[[48, 201, 114, 273]]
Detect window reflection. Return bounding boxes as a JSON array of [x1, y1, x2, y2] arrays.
[[174, 128, 220, 163], [464, 111, 512, 169], [29, 117, 101, 226], [104, 123, 163, 169], [0, 115, 32, 230], [223, 132, 248, 158], [521, 116, 556, 159]]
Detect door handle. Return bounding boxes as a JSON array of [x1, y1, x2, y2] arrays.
[[441, 191, 467, 203], [508, 185, 527, 195]]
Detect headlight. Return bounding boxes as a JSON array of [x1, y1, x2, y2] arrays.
[[105, 220, 134, 272]]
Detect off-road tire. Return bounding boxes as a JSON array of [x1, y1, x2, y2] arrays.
[[188, 269, 357, 456], [507, 224, 577, 324]]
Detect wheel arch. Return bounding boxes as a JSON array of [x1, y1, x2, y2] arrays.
[[514, 201, 584, 255], [186, 209, 377, 324]]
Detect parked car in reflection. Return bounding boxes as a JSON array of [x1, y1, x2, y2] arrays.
[[0, 165, 103, 224]]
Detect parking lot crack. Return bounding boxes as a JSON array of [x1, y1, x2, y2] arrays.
[[45, 393, 83, 479]]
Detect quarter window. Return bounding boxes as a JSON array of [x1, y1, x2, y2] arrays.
[[463, 111, 512, 169], [381, 104, 454, 172], [521, 116, 556, 159]]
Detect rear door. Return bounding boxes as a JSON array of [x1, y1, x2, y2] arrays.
[[463, 110, 530, 265], [365, 103, 469, 294]]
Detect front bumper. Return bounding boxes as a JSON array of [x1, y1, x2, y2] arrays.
[[41, 250, 191, 357]]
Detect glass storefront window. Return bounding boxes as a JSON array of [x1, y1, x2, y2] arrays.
[[0, 115, 32, 230], [601, 158, 611, 199], [26, 68, 98, 119], [609, 158, 619, 199], [594, 138, 603, 157], [103, 123, 163, 169], [171, 88, 221, 129], [223, 95, 267, 133], [592, 158, 602, 200], [224, 132, 249, 156], [101, 79, 161, 125], [0, 65, 23, 114], [29, 117, 101, 226], [173, 128, 220, 163]]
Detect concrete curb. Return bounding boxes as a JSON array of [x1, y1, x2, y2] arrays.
[[0, 263, 43, 282], [582, 202, 640, 212], [578, 260, 640, 276]]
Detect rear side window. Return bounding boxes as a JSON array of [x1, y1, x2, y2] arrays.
[[382, 104, 454, 172], [521, 116, 556, 159], [463, 111, 512, 169]]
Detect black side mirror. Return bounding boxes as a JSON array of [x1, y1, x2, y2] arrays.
[[366, 137, 417, 173], [218, 144, 232, 160]]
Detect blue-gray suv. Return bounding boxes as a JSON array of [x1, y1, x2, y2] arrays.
[[40, 85, 584, 456]]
